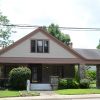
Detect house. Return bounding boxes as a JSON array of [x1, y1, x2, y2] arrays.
[[0, 27, 100, 90]]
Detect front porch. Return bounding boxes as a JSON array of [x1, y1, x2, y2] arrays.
[[0, 63, 99, 90], [29, 64, 75, 83], [0, 63, 76, 90], [0, 63, 75, 83]]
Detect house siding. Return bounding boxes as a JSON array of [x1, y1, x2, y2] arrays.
[[0, 32, 77, 58]]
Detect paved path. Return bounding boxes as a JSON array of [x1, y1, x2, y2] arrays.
[[36, 91, 58, 96], [1, 91, 100, 100]]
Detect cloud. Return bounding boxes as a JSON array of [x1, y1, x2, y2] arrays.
[[1, 0, 100, 48]]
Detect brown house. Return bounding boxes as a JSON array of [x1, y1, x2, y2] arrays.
[[0, 27, 100, 90]]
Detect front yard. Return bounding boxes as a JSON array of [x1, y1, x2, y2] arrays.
[[56, 89, 100, 95], [0, 90, 19, 98], [0, 90, 39, 98], [56, 82, 99, 95]]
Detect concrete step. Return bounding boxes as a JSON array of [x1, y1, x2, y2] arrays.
[[30, 84, 52, 91]]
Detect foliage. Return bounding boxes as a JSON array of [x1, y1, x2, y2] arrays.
[[42, 23, 71, 45], [56, 89, 100, 95], [58, 79, 67, 89], [9, 67, 31, 90], [0, 12, 13, 48], [80, 79, 90, 89], [67, 79, 79, 89], [58, 78, 79, 89], [97, 40, 100, 49], [97, 45, 100, 49], [86, 70, 96, 81]]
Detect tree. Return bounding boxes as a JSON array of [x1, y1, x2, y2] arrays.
[[42, 23, 71, 45], [97, 40, 100, 49], [0, 12, 13, 48]]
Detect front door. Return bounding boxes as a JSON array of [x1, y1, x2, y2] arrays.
[[29, 64, 42, 83]]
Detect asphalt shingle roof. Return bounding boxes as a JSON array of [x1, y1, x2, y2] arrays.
[[74, 49, 100, 60]]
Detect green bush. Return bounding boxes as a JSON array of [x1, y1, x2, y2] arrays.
[[80, 79, 90, 88], [86, 70, 96, 81], [67, 79, 79, 89], [67, 79, 73, 88], [58, 78, 79, 89], [71, 79, 79, 89], [58, 79, 67, 89], [9, 67, 31, 90]]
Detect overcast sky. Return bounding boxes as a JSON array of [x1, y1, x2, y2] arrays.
[[1, 0, 100, 49]]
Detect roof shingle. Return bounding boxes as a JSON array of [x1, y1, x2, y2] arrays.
[[74, 49, 100, 60]]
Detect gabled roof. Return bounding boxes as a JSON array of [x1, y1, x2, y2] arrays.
[[0, 27, 85, 60], [74, 49, 100, 60]]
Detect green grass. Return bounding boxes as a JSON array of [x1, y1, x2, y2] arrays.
[[0, 90, 40, 98], [56, 89, 100, 95], [0, 90, 20, 97]]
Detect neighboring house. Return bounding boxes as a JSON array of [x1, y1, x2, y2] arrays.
[[0, 27, 100, 90]]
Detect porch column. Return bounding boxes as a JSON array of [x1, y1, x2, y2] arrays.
[[96, 65, 100, 88], [78, 64, 86, 79]]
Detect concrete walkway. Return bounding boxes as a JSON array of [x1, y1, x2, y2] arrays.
[[37, 91, 58, 96], [1, 91, 100, 100]]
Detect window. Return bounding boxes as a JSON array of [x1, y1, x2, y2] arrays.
[[44, 40, 49, 53], [31, 40, 49, 53], [31, 40, 36, 52], [37, 40, 43, 53]]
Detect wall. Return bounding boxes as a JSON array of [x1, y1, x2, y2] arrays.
[[1, 32, 77, 59]]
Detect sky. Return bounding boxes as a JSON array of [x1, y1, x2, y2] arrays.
[[1, 0, 100, 49]]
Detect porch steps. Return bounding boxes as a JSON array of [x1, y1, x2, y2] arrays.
[[30, 84, 52, 91]]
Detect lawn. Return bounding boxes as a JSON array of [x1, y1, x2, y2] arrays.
[[0, 90, 20, 98], [0, 90, 39, 98], [56, 89, 100, 95]]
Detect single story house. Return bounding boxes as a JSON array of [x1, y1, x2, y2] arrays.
[[0, 27, 100, 90]]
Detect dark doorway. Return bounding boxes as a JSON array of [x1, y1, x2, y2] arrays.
[[29, 64, 42, 83]]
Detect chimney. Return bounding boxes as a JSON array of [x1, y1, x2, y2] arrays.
[[68, 42, 73, 48]]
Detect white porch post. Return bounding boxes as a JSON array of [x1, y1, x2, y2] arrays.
[[96, 65, 100, 88], [78, 64, 86, 80]]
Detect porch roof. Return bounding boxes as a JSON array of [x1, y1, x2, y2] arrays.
[[0, 57, 82, 64], [74, 49, 100, 60]]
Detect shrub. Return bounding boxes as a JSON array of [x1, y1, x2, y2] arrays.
[[67, 79, 73, 88], [58, 78, 79, 89], [86, 70, 96, 81], [58, 79, 67, 89], [67, 79, 79, 89], [71, 79, 79, 89], [80, 79, 90, 88], [9, 67, 31, 90]]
